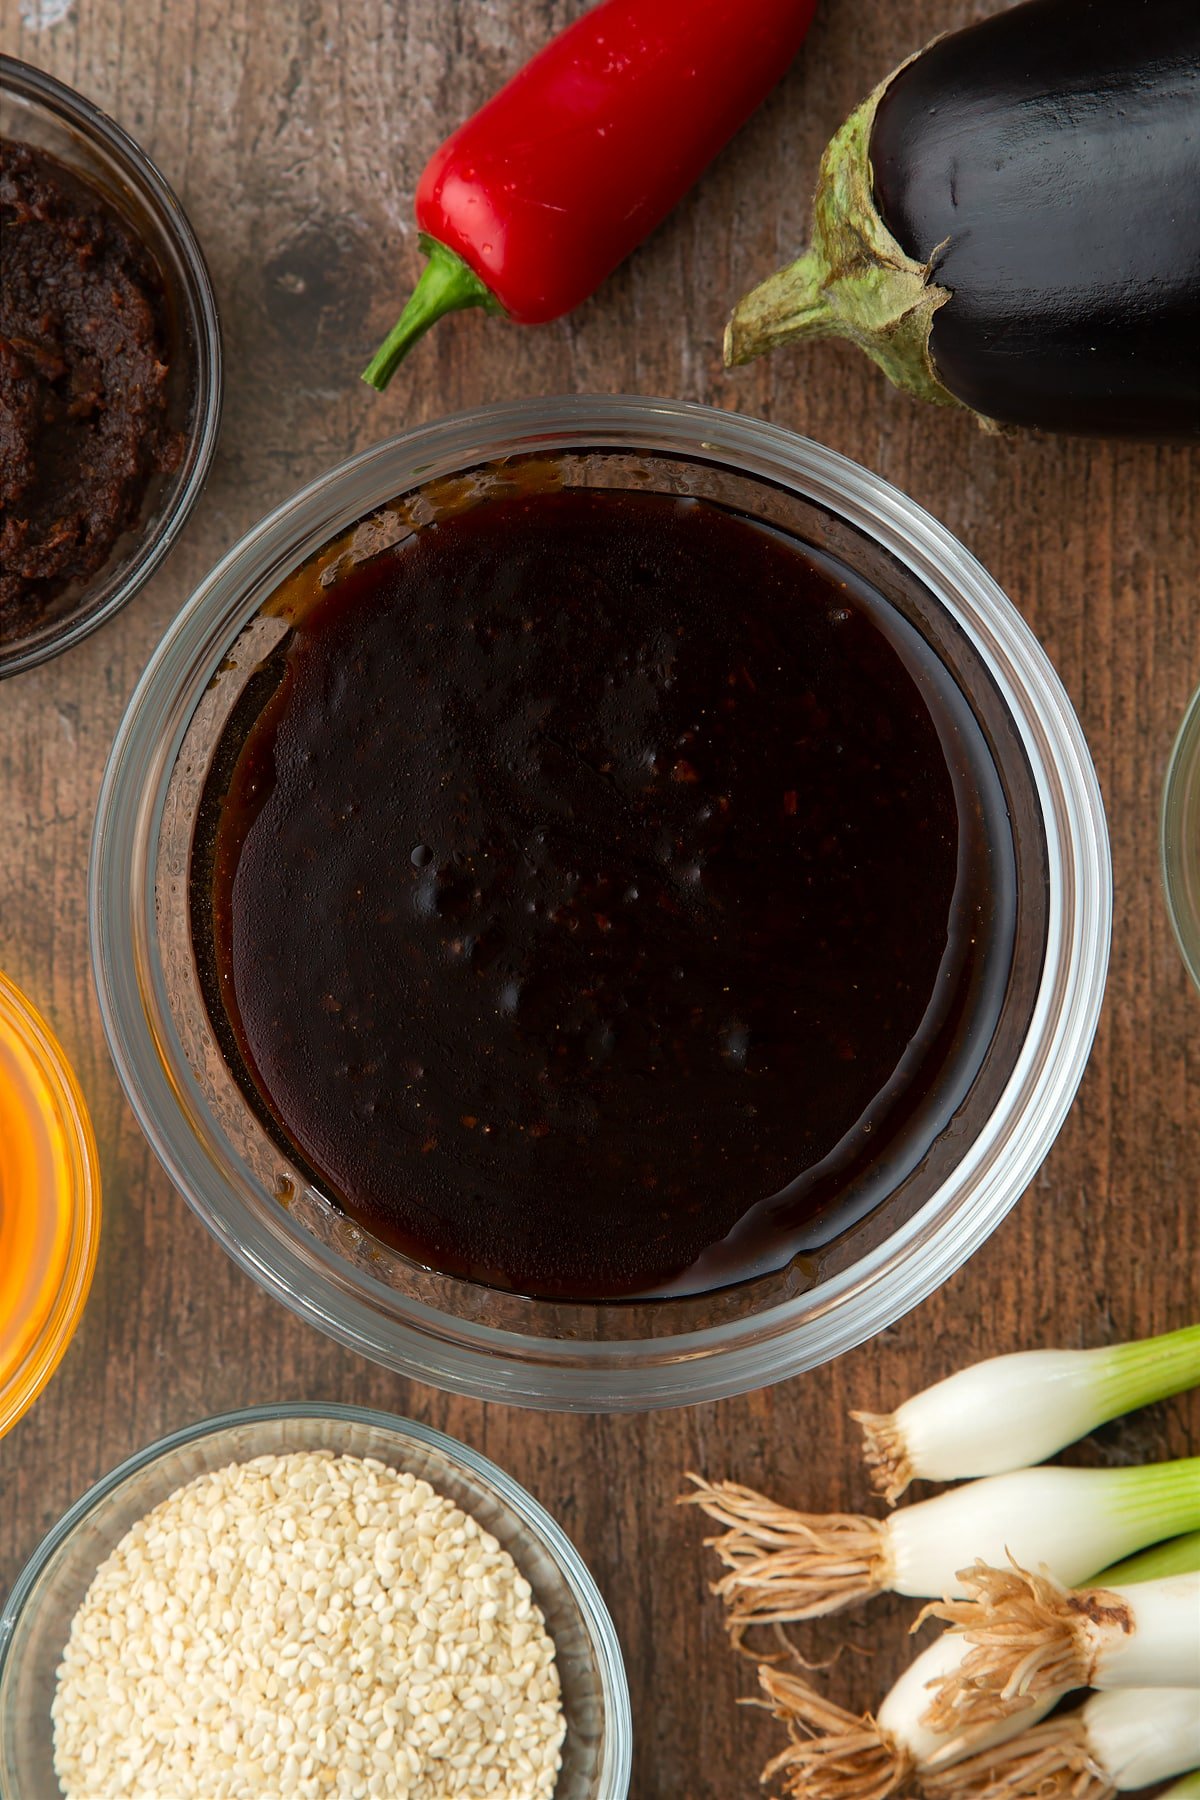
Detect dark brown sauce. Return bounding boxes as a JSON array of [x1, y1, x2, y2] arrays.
[[0, 140, 181, 638], [200, 487, 1016, 1300]]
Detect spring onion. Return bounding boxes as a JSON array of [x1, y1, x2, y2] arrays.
[[741, 1533, 1199, 1800], [852, 1323, 1200, 1501], [920, 1688, 1200, 1800], [921, 1563, 1200, 1734], [683, 1458, 1200, 1631], [756, 1638, 1060, 1800]]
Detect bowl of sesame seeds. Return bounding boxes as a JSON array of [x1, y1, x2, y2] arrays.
[[0, 1402, 631, 1800]]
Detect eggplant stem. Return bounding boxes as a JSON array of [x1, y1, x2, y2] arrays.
[[723, 74, 976, 419], [725, 249, 835, 364]]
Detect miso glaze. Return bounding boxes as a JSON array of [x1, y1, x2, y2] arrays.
[[203, 487, 1015, 1300]]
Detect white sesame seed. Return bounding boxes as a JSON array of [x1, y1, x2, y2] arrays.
[[52, 1451, 565, 1800]]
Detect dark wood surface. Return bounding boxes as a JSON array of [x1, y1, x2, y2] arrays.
[[2, 1, 1198, 1794]]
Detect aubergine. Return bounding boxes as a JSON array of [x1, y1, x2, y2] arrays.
[[727, 0, 1200, 438]]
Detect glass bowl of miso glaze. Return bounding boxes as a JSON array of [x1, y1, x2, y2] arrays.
[[90, 396, 1111, 1411]]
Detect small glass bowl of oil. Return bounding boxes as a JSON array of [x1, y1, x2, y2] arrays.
[[0, 972, 101, 1438]]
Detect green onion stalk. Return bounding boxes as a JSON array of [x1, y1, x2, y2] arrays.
[[1159, 1774, 1200, 1800]]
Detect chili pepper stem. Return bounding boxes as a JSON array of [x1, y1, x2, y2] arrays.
[[362, 236, 499, 391]]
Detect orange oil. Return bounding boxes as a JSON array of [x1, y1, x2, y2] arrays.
[[0, 986, 85, 1409]]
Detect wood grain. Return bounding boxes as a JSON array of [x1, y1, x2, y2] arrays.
[[2, 1, 1198, 1794]]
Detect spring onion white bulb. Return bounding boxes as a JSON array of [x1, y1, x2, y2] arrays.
[[853, 1323, 1200, 1501], [756, 1640, 1059, 1800], [684, 1458, 1200, 1630], [922, 1688, 1200, 1800], [922, 1563, 1200, 1733]]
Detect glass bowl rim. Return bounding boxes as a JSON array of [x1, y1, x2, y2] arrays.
[[89, 394, 1112, 1409], [0, 971, 101, 1440], [0, 53, 223, 676], [0, 1399, 634, 1796], [1161, 678, 1200, 990]]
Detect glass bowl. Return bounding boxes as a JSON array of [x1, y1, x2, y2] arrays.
[[90, 396, 1111, 1410], [0, 56, 222, 676], [0, 1402, 632, 1800], [0, 971, 101, 1439], [1162, 681, 1200, 990]]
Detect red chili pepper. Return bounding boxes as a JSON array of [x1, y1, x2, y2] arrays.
[[362, 0, 818, 390]]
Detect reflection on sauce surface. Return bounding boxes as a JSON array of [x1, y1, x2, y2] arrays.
[[202, 487, 1015, 1300]]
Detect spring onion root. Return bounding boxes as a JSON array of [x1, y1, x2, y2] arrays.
[[853, 1322, 1200, 1501], [921, 1688, 1200, 1800], [681, 1477, 884, 1634], [682, 1459, 1200, 1631], [920, 1563, 1200, 1733], [758, 1666, 911, 1800]]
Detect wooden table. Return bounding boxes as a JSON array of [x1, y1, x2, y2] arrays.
[[2, 1, 1198, 1793]]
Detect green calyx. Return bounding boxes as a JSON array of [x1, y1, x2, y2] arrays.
[[724, 74, 963, 415], [362, 235, 503, 393]]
